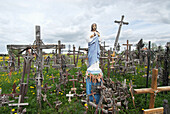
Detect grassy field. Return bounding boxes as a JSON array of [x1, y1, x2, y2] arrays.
[[0, 57, 170, 114]]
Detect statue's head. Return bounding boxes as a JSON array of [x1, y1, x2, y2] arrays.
[[91, 23, 97, 31]]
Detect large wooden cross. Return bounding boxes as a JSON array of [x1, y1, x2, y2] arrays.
[[113, 15, 129, 50], [134, 69, 170, 109]]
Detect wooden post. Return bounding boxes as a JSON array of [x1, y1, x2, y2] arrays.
[[73, 45, 76, 65], [149, 69, 158, 108], [107, 50, 111, 78]]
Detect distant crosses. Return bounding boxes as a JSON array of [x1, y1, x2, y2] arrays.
[[123, 40, 133, 61]]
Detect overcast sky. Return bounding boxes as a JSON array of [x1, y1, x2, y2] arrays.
[[0, 0, 170, 53]]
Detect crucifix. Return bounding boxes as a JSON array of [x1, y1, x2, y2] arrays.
[[122, 40, 133, 62]]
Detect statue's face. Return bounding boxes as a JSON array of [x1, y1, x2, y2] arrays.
[[92, 24, 97, 31]]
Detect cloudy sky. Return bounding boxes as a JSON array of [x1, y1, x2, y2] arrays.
[[0, 0, 170, 53]]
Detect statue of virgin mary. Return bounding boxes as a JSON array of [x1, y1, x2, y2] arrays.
[[86, 23, 103, 104]]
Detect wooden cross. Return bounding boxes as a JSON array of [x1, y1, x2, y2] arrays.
[[114, 15, 129, 49], [42, 83, 52, 93], [53, 98, 62, 110], [79, 77, 86, 90], [8, 95, 29, 113], [69, 75, 78, 93], [66, 91, 74, 103], [49, 74, 57, 83], [134, 69, 170, 109], [123, 40, 132, 61], [75, 70, 83, 81], [88, 90, 96, 104]]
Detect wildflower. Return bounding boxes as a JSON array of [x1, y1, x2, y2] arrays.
[[14, 113, 17, 114], [61, 93, 63, 95], [33, 93, 35, 95], [0, 87, 1, 89], [41, 85, 43, 87], [54, 90, 56, 92], [145, 66, 147, 69], [142, 108, 144, 110], [30, 86, 34, 89], [12, 109, 15, 112], [84, 104, 87, 107]]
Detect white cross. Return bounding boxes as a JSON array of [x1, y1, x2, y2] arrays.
[[66, 91, 74, 103]]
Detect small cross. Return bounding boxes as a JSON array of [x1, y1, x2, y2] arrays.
[[69, 75, 78, 93], [123, 40, 132, 61], [88, 90, 96, 104], [66, 91, 74, 103], [79, 77, 86, 89], [42, 83, 52, 93], [49, 74, 57, 83]]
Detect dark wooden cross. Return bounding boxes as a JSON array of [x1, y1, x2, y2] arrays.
[[42, 83, 52, 93], [49, 74, 57, 84], [69, 75, 78, 93], [123, 40, 133, 61]]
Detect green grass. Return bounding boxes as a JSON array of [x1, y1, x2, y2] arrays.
[[0, 57, 170, 114]]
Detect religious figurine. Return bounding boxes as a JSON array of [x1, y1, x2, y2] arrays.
[[86, 23, 103, 104]]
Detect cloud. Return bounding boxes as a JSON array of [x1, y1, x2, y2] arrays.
[[0, 0, 170, 54]]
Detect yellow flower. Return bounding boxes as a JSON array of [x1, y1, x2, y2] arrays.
[[84, 104, 87, 107], [41, 85, 43, 87], [30, 86, 34, 89], [0, 87, 1, 89], [54, 90, 56, 92], [59, 92, 61, 94], [145, 66, 147, 69], [14, 113, 17, 114], [61, 93, 63, 95], [33, 93, 35, 95], [142, 108, 144, 110], [12, 109, 15, 112]]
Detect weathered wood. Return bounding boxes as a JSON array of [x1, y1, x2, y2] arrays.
[[149, 69, 158, 108], [143, 107, 163, 114], [134, 69, 170, 109]]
